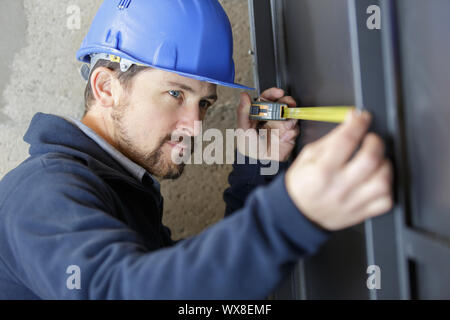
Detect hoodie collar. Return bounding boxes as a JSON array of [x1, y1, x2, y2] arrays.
[[24, 113, 160, 190]]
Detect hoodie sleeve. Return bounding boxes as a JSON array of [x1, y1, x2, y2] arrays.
[[223, 151, 289, 217], [1, 161, 329, 300]]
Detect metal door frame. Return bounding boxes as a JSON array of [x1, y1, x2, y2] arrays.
[[248, 0, 450, 300]]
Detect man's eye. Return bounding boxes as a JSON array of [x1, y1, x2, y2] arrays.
[[169, 90, 182, 99], [200, 100, 211, 109]]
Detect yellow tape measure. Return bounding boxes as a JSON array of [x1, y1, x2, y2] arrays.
[[250, 102, 355, 123]]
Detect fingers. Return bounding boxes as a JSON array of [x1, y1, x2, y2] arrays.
[[286, 119, 298, 130], [362, 196, 394, 219], [281, 126, 300, 145], [277, 95, 297, 107], [264, 118, 299, 143], [340, 133, 385, 193], [237, 92, 257, 130], [344, 159, 393, 212], [260, 87, 285, 101], [318, 110, 372, 170], [265, 119, 297, 132], [258, 89, 296, 108]]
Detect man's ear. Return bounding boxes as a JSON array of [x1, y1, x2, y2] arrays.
[[90, 67, 120, 108]]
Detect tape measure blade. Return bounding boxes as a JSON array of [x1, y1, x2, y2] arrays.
[[283, 106, 354, 123]]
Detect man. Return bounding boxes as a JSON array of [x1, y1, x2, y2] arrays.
[[0, 0, 392, 299]]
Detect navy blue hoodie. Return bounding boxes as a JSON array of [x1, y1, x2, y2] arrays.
[[0, 113, 329, 299]]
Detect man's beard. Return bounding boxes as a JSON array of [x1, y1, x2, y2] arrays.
[[112, 110, 186, 180]]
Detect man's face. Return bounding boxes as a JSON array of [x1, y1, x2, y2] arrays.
[[111, 69, 218, 179]]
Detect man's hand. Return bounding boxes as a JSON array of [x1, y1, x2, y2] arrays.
[[285, 110, 394, 231], [237, 88, 300, 162]]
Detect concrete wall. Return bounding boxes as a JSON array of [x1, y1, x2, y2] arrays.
[[0, 0, 255, 240]]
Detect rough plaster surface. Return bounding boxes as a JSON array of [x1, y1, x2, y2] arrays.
[[0, 0, 255, 240]]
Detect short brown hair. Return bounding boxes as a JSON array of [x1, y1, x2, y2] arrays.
[[83, 60, 149, 115]]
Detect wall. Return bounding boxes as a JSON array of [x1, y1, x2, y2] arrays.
[[0, 0, 255, 240]]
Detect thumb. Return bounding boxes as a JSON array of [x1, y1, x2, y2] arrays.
[[319, 110, 372, 168], [237, 92, 255, 130]]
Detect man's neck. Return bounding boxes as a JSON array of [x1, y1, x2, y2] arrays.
[[82, 112, 118, 150]]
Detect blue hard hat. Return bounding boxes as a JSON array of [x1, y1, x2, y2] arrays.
[[77, 0, 254, 90]]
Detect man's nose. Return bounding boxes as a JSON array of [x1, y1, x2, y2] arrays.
[[177, 105, 201, 137]]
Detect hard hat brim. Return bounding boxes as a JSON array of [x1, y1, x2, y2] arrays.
[[77, 47, 255, 91]]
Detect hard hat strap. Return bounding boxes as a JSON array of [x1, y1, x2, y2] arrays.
[[80, 53, 146, 81]]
